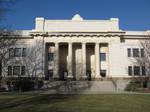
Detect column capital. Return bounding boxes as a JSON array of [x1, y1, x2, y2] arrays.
[[55, 42, 59, 44], [95, 42, 100, 45], [68, 42, 73, 44], [82, 42, 86, 44]]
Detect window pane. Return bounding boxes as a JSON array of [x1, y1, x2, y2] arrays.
[[127, 48, 131, 57], [134, 66, 140, 76], [8, 66, 12, 75], [14, 48, 21, 57], [142, 66, 146, 76], [100, 53, 106, 61], [21, 66, 25, 75], [13, 66, 20, 76], [9, 48, 14, 57], [128, 66, 132, 76], [22, 48, 26, 57], [100, 70, 106, 77], [133, 48, 139, 57], [141, 48, 144, 57], [48, 53, 54, 61]]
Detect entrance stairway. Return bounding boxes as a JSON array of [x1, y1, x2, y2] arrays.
[[42, 80, 129, 93]]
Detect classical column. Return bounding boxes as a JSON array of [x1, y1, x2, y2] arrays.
[[53, 43, 59, 79], [95, 43, 100, 78], [82, 43, 87, 78], [67, 42, 73, 78]]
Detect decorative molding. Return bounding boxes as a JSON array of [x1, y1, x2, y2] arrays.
[[30, 31, 125, 38]]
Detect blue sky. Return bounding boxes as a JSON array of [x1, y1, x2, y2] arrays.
[[1, 0, 150, 31]]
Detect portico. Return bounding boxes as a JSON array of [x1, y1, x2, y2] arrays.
[[46, 41, 108, 80]]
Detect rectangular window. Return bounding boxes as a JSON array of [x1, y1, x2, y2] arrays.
[[21, 66, 25, 75], [22, 48, 26, 57], [48, 53, 54, 61], [128, 66, 132, 76], [13, 66, 20, 76], [141, 48, 144, 57], [133, 48, 139, 57], [100, 70, 106, 77], [142, 66, 146, 76], [14, 48, 22, 57], [134, 66, 140, 76], [8, 66, 12, 75], [127, 48, 131, 57], [9, 48, 14, 57], [100, 53, 106, 61]]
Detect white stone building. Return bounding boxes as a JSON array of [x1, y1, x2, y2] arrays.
[[1, 14, 150, 81]]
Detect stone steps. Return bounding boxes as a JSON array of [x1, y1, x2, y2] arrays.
[[43, 80, 120, 93]]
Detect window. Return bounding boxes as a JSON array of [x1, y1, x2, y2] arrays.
[[14, 48, 22, 57], [133, 48, 139, 57], [21, 66, 25, 75], [9, 48, 14, 57], [141, 48, 144, 57], [48, 53, 54, 61], [100, 70, 106, 77], [22, 48, 26, 57], [100, 53, 106, 61], [13, 66, 20, 76], [128, 66, 132, 76], [142, 66, 146, 76], [134, 66, 140, 76], [8, 66, 12, 75], [127, 48, 131, 57]]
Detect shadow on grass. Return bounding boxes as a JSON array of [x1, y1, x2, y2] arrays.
[[0, 94, 77, 111]]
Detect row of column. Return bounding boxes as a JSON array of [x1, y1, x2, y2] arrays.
[[53, 43, 101, 79]]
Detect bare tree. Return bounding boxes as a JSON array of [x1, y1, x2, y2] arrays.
[[0, 0, 18, 89], [133, 32, 150, 88], [22, 39, 43, 78], [0, 30, 19, 89], [19, 38, 44, 90]]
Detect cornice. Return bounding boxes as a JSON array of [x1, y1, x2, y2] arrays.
[[30, 31, 125, 37]]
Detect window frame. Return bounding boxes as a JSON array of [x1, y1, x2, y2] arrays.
[[141, 48, 144, 57], [127, 48, 131, 57], [14, 48, 22, 57], [100, 70, 106, 77], [100, 53, 106, 61], [142, 66, 146, 76], [13, 66, 20, 76], [21, 66, 26, 75], [9, 48, 14, 57], [134, 66, 140, 76], [22, 48, 27, 57], [128, 66, 132, 76], [8, 66, 13, 75], [133, 48, 139, 57], [48, 53, 54, 61]]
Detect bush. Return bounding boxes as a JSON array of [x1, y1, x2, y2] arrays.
[[125, 80, 140, 91], [12, 78, 35, 91], [0, 87, 6, 92], [37, 80, 44, 89]]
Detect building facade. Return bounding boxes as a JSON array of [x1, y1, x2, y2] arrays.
[[1, 14, 150, 80]]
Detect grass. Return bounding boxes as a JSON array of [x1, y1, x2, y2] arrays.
[[0, 93, 150, 112]]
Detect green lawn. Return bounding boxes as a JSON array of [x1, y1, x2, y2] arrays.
[[0, 93, 150, 112]]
